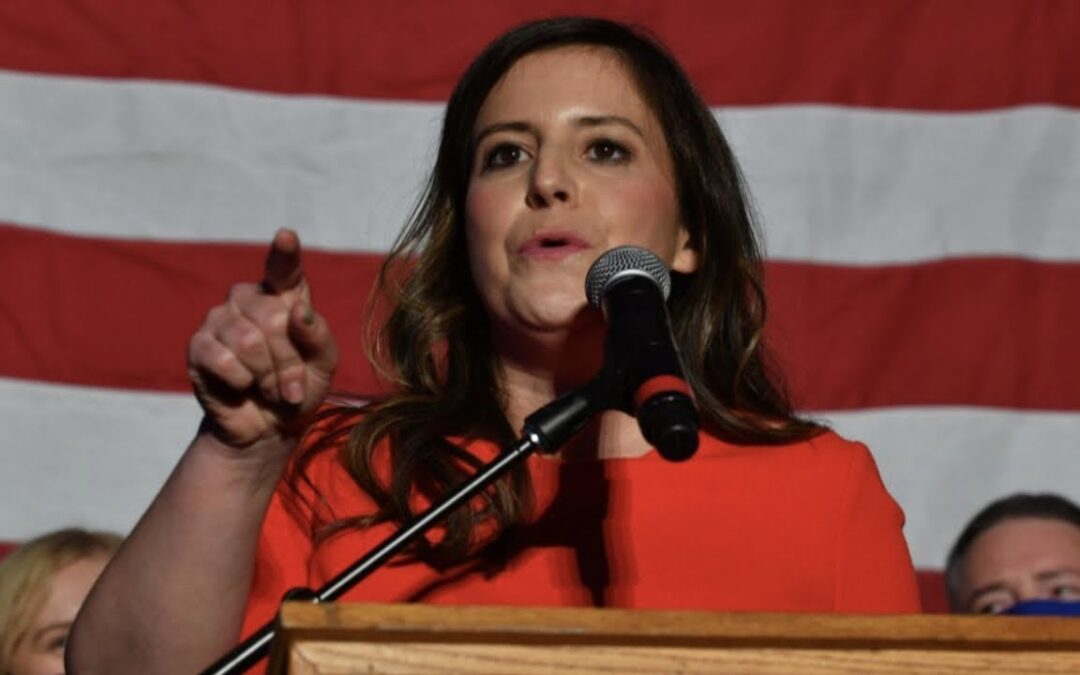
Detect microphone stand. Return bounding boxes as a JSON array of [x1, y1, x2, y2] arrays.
[[201, 380, 605, 675]]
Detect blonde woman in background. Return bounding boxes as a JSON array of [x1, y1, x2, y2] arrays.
[[0, 529, 121, 675]]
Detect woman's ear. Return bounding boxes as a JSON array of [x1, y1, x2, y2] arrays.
[[671, 226, 700, 274]]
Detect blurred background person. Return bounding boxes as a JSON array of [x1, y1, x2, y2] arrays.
[[0, 529, 122, 675], [945, 493, 1080, 614]]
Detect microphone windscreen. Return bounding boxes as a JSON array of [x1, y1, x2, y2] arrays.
[[585, 246, 671, 309]]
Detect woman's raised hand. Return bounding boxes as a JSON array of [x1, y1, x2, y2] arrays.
[[187, 229, 339, 450]]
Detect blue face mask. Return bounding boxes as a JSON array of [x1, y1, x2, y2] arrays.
[[1004, 600, 1080, 616]]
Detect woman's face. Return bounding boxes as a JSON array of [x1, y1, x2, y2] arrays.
[[9, 555, 109, 675], [465, 46, 698, 344]]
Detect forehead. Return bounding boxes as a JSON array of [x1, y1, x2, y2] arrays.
[[964, 517, 1080, 578], [32, 555, 109, 624], [474, 46, 658, 129]]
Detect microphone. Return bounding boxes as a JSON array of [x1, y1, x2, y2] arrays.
[[585, 246, 699, 461]]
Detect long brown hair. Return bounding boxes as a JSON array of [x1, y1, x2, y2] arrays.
[[294, 16, 822, 567]]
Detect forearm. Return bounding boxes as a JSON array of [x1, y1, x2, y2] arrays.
[[67, 432, 294, 675], [68, 229, 335, 674]]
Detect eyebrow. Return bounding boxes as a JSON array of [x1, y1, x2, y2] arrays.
[[474, 115, 646, 146], [1036, 567, 1080, 582], [474, 120, 535, 145], [31, 621, 71, 642], [576, 115, 645, 138]]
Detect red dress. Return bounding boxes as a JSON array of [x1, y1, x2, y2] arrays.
[[241, 426, 920, 641]]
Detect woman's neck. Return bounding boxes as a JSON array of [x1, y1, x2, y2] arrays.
[[496, 353, 654, 461]]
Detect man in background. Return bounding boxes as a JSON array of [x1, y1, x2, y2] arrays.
[[946, 493, 1080, 614]]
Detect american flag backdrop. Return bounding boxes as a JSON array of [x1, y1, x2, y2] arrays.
[[0, 0, 1077, 573]]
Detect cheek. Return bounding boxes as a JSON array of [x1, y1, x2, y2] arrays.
[[598, 177, 682, 252], [463, 185, 512, 302], [9, 643, 61, 672], [464, 188, 497, 261], [464, 183, 512, 245]]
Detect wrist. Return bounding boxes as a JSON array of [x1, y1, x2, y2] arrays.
[[189, 420, 298, 494]]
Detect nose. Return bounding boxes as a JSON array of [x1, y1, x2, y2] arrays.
[[526, 151, 576, 209]]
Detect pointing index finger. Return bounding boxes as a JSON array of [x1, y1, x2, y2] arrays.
[[263, 228, 305, 294]]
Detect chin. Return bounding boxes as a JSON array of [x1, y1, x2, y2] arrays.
[[512, 308, 585, 334], [506, 282, 586, 324]]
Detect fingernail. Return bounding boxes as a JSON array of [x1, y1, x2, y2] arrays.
[[284, 381, 304, 404], [302, 303, 315, 325]]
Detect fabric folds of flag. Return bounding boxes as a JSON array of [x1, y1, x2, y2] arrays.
[[0, 0, 1078, 572]]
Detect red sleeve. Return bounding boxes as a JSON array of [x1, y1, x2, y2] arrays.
[[235, 406, 373, 674], [832, 441, 922, 613], [237, 408, 356, 640]]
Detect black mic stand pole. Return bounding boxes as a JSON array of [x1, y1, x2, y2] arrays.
[[201, 380, 605, 675]]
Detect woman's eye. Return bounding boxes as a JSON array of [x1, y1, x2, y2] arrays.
[[586, 139, 630, 163], [1051, 584, 1080, 600], [482, 143, 526, 170]]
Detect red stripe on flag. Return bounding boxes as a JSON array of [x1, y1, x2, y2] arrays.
[[0, 0, 1075, 110], [0, 223, 385, 396], [3, 223, 1078, 411], [767, 258, 1080, 412]]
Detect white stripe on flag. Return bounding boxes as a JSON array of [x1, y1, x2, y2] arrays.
[[1, 71, 1078, 262], [0, 378, 198, 541]]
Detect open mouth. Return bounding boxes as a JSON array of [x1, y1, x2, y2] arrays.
[[520, 232, 589, 257]]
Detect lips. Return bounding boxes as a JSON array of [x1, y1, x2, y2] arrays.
[[518, 230, 590, 259]]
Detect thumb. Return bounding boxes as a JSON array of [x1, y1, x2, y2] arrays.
[[263, 228, 306, 295]]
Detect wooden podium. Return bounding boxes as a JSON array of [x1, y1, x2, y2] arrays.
[[267, 602, 1080, 674]]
